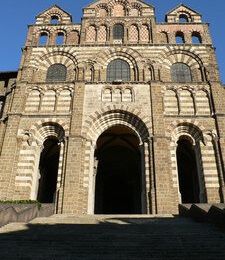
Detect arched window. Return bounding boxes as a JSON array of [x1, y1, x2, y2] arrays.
[[192, 32, 202, 44], [39, 32, 48, 46], [113, 24, 124, 40], [176, 32, 185, 44], [161, 31, 169, 43], [46, 64, 67, 82], [51, 15, 59, 24], [112, 4, 125, 17], [179, 14, 189, 23], [107, 59, 130, 82], [55, 32, 64, 45], [129, 25, 139, 43], [171, 63, 192, 83]]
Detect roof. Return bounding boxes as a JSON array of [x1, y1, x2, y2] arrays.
[[166, 3, 201, 16], [36, 4, 72, 18]]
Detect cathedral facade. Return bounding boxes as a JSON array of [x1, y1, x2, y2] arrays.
[[0, 0, 224, 215]]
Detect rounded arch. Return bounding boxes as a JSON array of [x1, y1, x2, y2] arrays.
[[83, 109, 150, 145], [94, 47, 142, 68], [96, 3, 109, 16], [160, 49, 206, 82], [45, 11, 63, 24], [30, 120, 69, 144], [161, 49, 204, 69], [29, 49, 78, 72], [167, 121, 205, 143], [40, 51, 78, 69], [178, 13, 190, 23]]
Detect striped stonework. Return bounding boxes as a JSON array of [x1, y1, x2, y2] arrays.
[[41, 90, 56, 111], [25, 89, 41, 112], [195, 90, 211, 115], [163, 86, 211, 116], [16, 121, 67, 200], [179, 89, 195, 115], [164, 89, 179, 115], [1, 0, 224, 214]]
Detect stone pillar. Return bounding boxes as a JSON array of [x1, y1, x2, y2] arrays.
[[30, 142, 43, 200], [211, 133, 225, 202]]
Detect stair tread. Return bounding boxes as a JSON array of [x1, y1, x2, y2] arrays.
[[0, 215, 224, 259]]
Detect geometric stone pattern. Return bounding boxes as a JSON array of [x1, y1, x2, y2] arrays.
[[0, 0, 224, 215]]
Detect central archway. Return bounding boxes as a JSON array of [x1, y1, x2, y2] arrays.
[[94, 125, 142, 214]]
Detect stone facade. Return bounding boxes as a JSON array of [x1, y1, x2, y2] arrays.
[[0, 0, 224, 215]]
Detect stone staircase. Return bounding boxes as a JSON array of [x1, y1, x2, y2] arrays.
[[179, 203, 225, 229], [0, 214, 225, 259]]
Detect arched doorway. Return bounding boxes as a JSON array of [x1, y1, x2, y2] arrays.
[[37, 138, 60, 203], [176, 138, 200, 203], [94, 125, 142, 214]]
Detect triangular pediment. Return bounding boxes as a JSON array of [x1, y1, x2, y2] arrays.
[[166, 4, 201, 16], [35, 5, 72, 24]]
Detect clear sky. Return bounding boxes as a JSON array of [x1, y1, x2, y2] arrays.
[[0, 0, 224, 82]]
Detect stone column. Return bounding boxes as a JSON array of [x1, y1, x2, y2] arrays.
[[148, 137, 157, 214], [211, 133, 225, 202], [30, 142, 43, 201]]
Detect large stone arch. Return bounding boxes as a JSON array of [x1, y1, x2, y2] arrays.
[[161, 49, 204, 69], [166, 120, 214, 204], [16, 120, 69, 201], [94, 47, 142, 68], [83, 107, 150, 144], [159, 48, 207, 82], [28, 49, 78, 70], [29, 49, 78, 82], [83, 108, 151, 214]]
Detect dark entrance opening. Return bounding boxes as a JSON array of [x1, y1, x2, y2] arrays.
[[176, 138, 200, 203], [37, 138, 60, 203], [94, 126, 142, 214]]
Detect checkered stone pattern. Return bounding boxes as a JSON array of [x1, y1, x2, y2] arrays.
[[129, 8, 139, 16], [140, 25, 149, 42], [86, 26, 96, 43], [97, 26, 107, 43], [129, 25, 138, 43]]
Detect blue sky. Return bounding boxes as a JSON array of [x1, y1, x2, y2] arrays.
[[0, 0, 224, 82]]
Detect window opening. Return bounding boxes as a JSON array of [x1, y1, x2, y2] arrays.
[[171, 63, 192, 83], [113, 24, 124, 40], [46, 64, 67, 82], [107, 59, 130, 82]]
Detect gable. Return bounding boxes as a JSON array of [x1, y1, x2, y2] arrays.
[[35, 5, 72, 25], [166, 4, 202, 23]]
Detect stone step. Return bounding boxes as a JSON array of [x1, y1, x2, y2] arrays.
[[0, 215, 224, 259]]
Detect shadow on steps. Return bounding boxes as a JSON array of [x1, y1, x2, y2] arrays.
[[0, 215, 225, 259]]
